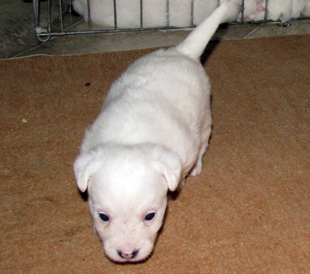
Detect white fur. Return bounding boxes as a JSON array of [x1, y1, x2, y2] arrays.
[[265, 0, 292, 22], [74, 3, 229, 263], [247, 0, 308, 22], [303, 0, 310, 16], [220, 0, 259, 21], [291, 0, 306, 18]]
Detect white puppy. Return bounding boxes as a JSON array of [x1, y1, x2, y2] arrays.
[[74, 2, 229, 263], [72, 0, 241, 28], [303, 0, 310, 16], [291, 0, 306, 18], [248, 0, 292, 23]]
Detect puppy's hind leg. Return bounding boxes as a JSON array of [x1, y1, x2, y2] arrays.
[[189, 117, 212, 177]]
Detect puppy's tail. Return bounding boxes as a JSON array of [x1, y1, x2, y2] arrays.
[[175, 1, 229, 60]]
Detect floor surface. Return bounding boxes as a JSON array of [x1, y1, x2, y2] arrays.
[[1, 34, 310, 273]]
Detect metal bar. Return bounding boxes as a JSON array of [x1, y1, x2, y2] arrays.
[[166, 0, 170, 27], [113, 0, 117, 29], [33, 0, 39, 28], [59, 0, 64, 32], [140, 0, 143, 29], [36, 25, 196, 38], [86, 0, 92, 29], [47, 0, 51, 32], [241, 0, 245, 22], [33, 0, 52, 42], [190, 0, 194, 26], [68, 0, 72, 13], [264, 0, 269, 20]]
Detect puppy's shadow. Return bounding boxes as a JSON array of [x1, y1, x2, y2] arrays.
[[200, 24, 229, 65], [151, 189, 181, 260], [200, 39, 221, 66], [78, 189, 88, 201], [167, 188, 182, 201]]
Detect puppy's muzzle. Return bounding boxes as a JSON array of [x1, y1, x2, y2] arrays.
[[117, 249, 139, 260]]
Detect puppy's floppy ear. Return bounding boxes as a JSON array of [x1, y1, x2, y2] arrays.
[[73, 151, 99, 193], [154, 146, 182, 192]]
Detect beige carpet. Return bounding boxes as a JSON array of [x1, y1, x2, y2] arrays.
[[1, 34, 310, 273]]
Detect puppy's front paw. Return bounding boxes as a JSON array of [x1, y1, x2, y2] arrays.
[[189, 163, 202, 177]]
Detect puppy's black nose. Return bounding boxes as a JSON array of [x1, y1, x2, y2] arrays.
[[117, 249, 139, 260]]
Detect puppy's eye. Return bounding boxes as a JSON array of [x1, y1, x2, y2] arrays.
[[144, 212, 156, 221], [99, 213, 110, 222]]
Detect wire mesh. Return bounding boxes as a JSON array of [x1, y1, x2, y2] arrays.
[[33, 0, 310, 43]]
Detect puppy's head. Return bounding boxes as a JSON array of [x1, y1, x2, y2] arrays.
[[74, 144, 181, 262]]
